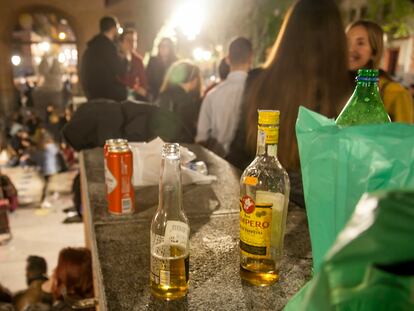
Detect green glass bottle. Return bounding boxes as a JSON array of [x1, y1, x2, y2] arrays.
[[336, 69, 390, 126]]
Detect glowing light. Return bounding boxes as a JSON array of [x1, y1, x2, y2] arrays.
[[11, 55, 21, 66], [171, 1, 204, 40], [58, 32, 66, 40], [193, 48, 204, 61], [202, 50, 212, 61], [193, 47, 212, 62], [118, 27, 124, 34], [39, 41, 51, 53], [58, 52, 66, 63], [64, 49, 71, 58], [34, 56, 41, 65]]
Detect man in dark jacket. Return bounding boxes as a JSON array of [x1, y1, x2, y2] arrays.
[[80, 16, 127, 101]]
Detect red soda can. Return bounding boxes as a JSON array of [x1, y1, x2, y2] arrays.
[[104, 139, 128, 196], [104, 139, 127, 160], [105, 142, 135, 215]]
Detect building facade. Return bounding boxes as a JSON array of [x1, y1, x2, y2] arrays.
[[0, 0, 172, 115]]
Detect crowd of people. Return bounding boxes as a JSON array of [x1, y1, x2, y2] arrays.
[[0, 104, 75, 177], [78, 1, 413, 209], [80, 5, 413, 175], [0, 100, 80, 227], [0, 248, 94, 311]]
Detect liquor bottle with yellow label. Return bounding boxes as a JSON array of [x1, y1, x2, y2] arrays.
[[239, 110, 290, 286]]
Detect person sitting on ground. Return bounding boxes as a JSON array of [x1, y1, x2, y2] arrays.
[[9, 129, 35, 167], [13, 256, 50, 311], [152, 60, 202, 143], [48, 247, 94, 311], [0, 283, 14, 311]]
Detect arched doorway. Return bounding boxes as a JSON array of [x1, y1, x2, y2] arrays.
[[11, 9, 78, 117]]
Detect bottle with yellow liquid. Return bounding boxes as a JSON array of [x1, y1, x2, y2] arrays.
[[150, 143, 190, 300], [239, 110, 290, 286]]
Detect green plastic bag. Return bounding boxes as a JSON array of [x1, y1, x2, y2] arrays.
[[296, 107, 414, 271], [285, 190, 414, 311]]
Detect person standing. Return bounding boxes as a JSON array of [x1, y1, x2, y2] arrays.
[[80, 16, 127, 101], [119, 28, 149, 101], [196, 37, 253, 157], [346, 20, 413, 123], [152, 60, 202, 143], [226, 0, 352, 208], [146, 38, 178, 100]]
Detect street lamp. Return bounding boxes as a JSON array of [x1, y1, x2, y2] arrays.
[[11, 55, 21, 66]]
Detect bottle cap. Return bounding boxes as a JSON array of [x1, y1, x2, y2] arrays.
[[357, 69, 379, 77], [258, 110, 279, 125]]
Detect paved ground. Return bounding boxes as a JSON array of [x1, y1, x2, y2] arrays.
[[0, 168, 85, 293]]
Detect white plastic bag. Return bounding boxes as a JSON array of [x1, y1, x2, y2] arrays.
[[130, 138, 217, 186]]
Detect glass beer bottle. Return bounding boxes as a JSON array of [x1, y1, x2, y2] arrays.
[[150, 143, 190, 300], [336, 69, 390, 125], [240, 110, 290, 286]]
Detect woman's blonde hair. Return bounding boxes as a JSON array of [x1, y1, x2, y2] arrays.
[[346, 20, 384, 69]]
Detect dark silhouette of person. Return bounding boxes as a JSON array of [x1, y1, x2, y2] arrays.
[[13, 256, 51, 311], [80, 16, 127, 101]]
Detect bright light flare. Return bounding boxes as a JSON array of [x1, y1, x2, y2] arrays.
[[39, 41, 51, 53], [11, 55, 21, 66], [118, 27, 124, 34], [171, 2, 204, 40], [58, 32, 66, 40], [58, 52, 66, 63], [34, 56, 41, 65], [193, 47, 212, 62]]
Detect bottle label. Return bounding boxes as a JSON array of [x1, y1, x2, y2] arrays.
[[240, 191, 285, 258], [105, 160, 117, 194], [243, 176, 258, 186], [165, 221, 189, 250], [258, 126, 278, 145]]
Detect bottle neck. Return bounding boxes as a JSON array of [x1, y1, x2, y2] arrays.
[[256, 124, 278, 158], [159, 154, 182, 211], [356, 80, 379, 91]]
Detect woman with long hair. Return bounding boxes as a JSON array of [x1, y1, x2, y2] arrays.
[[146, 37, 178, 100], [346, 20, 413, 123], [227, 0, 352, 206], [152, 60, 202, 143]]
